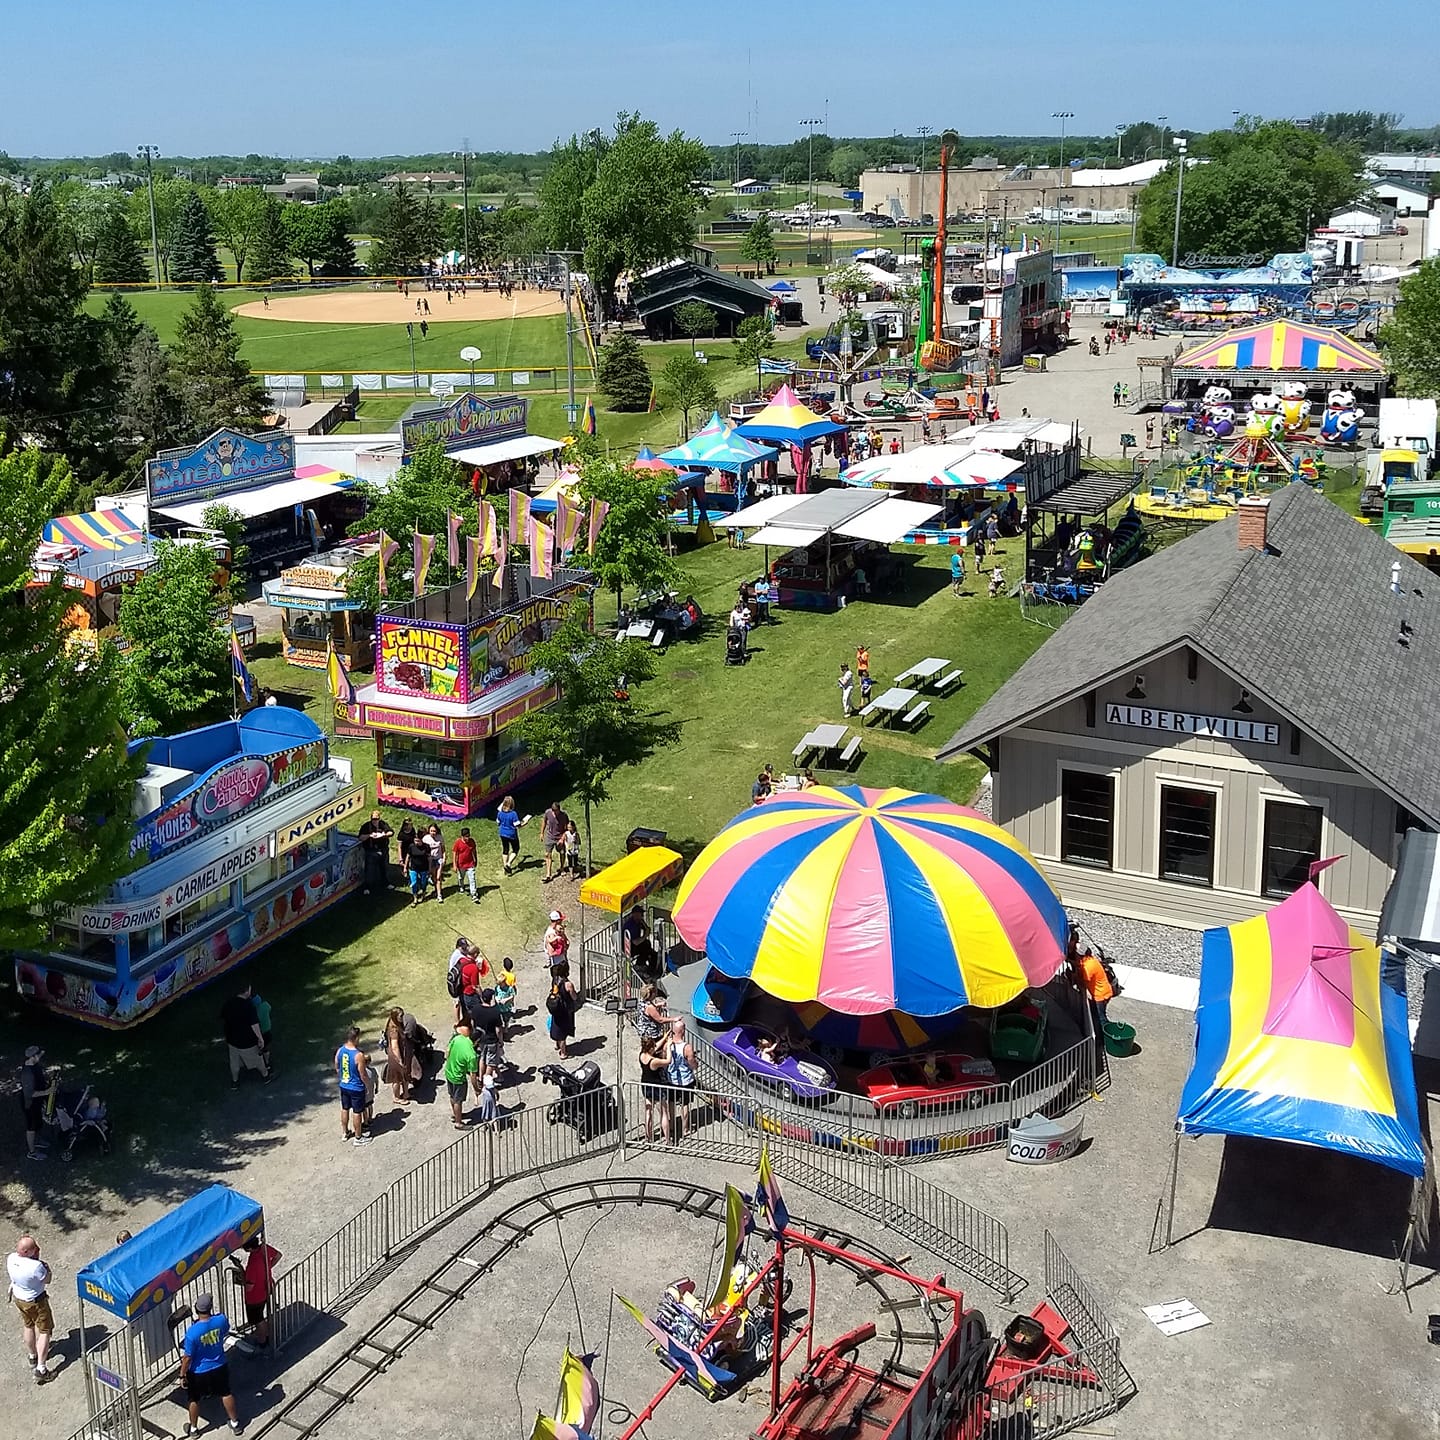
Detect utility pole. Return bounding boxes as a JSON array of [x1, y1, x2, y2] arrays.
[[1157, 115, 1169, 152], [917, 125, 933, 218], [458, 139, 471, 268], [800, 117, 822, 259], [1051, 112, 1073, 253], [551, 250, 583, 430], [138, 145, 161, 289], [1170, 137, 1188, 267]]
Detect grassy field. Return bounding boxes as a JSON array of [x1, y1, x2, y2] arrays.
[[0, 537, 1044, 1223]]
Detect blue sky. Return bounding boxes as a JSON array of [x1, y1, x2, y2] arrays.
[[5, 0, 1437, 157]]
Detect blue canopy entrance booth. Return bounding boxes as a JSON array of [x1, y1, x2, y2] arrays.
[[77, 1185, 265, 1421]]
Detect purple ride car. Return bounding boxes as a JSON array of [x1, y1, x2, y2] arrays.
[[711, 1025, 838, 1102]]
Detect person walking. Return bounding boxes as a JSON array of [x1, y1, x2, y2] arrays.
[[563, 819, 581, 878], [494, 960, 518, 1038], [544, 910, 570, 971], [452, 826, 479, 902], [357, 810, 394, 894], [444, 1023, 480, 1129], [7, 1235, 55, 1383], [179, 1292, 241, 1435], [230, 1233, 281, 1350], [382, 1008, 414, 1103], [1111, 381, 1120, 406], [665, 1020, 698, 1142], [837, 662, 853, 717], [950, 547, 966, 595], [405, 828, 431, 906], [423, 823, 446, 903], [334, 1027, 371, 1146], [470, 990, 505, 1078], [546, 964, 578, 1058], [19, 1046, 54, 1161], [496, 795, 523, 875], [221, 985, 272, 1089], [1075, 946, 1116, 1028], [1145, 416, 1156, 448], [541, 801, 566, 883]]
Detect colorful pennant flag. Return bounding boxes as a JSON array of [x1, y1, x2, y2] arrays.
[[528, 1417, 592, 1440], [466, 535, 481, 600], [754, 1142, 789, 1238], [413, 530, 435, 597], [708, 1185, 750, 1312], [304, 507, 324, 550], [446, 510, 462, 570], [556, 1348, 599, 1436], [529, 516, 554, 579], [587, 499, 610, 554], [555, 492, 578, 558], [376, 529, 399, 597], [326, 639, 356, 704], [581, 396, 597, 436], [480, 500, 498, 558], [616, 1294, 736, 1399], [492, 526, 508, 589], [509, 487, 530, 541], [230, 628, 256, 706]]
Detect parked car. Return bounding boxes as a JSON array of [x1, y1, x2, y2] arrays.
[[855, 1054, 1000, 1118], [711, 1025, 837, 1102]]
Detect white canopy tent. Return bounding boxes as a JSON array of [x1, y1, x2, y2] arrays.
[[724, 488, 942, 546], [449, 434, 564, 467], [153, 474, 357, 526]]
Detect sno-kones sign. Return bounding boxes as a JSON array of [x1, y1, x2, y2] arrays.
[[146, 428, 296, 504], [400, 393, 528, 456]]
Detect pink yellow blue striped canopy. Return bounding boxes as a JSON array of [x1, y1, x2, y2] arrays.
[[42, 508, 145, 553], [1173, 319, 1383, 374], [736, 384, 844, 445], [672, 786, 1068, 1015], [1177, 882, 1423, 1177]]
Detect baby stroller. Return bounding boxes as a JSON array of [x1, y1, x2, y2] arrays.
[[539, 1060, 615, 1144], [724, 626, 748, 666], [45, 1082, 111, 1161]]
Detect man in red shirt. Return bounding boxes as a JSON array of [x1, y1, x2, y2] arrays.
[[231, 1233, 281, 1348], [452, 827, 479, 904]]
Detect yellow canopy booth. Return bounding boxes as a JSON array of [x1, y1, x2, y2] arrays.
[[577, 846, 685, 995]]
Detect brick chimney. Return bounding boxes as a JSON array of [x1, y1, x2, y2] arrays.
[[1237, 496, 1270, 552]]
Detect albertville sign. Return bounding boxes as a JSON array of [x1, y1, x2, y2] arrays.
[[1105, 703, 1279, 745]]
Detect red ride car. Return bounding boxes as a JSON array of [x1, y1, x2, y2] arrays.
[[856, 1054, 1000, 1118]]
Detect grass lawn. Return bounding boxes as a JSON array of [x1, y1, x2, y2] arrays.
[[85, 290, 575, 376], [0, 538, 1046, 1224]]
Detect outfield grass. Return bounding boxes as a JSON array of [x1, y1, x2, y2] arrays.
[[0, 538, 1044, 1219]]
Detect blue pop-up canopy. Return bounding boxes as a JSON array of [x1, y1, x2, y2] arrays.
[[77, 1185, 264, 1320]]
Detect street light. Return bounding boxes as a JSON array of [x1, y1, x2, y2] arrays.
[[137, 145, 161, 290], [456, 140, 471, 271], [730, 131, 745, 186], [1157, 115, 1169, 151], [800, 117, 823, 255], [1051, 111, 1074, 252], [1171, 137, 1189, 267], [1115, 123, 1128, 162]]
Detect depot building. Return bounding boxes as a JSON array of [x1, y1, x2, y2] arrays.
[[940, 485, 1440, 929]]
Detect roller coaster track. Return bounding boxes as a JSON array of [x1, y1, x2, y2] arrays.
[[250, 1177, 963, 1440]]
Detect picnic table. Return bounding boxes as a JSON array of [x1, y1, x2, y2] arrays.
[[865, 687, 919, 727], [793, 722, 859, 768], [894, 657, 964, 694]]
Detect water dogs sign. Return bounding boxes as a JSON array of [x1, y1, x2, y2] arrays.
[[400, 392, 529, 455], [146, 428, 296, 504]]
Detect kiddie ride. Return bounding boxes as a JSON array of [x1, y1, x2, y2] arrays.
[[1026, 505, 1145, 605]]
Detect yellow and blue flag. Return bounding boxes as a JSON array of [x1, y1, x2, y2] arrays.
[[230, 628, 256, 705], [708, 1184, 750, 1311], [581, 395, 597, 435], [755, 1142, 789, 1237], [376, 529, 399, 597], [413, 530, 435, 597]]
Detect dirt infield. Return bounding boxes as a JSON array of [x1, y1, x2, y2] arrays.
[[231, 287, 565, 325]]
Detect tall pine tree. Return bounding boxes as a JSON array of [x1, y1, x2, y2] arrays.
[[0, 450, 144, 947], [168, 188, 222, 283], [169, 285, 267, 436], [92, 206, 150, 285], [247, 195, 293, 282], [369, 182, 422, 275]]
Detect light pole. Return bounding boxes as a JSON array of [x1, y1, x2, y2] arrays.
[[457, 139, 471, 269], [1157, 115, 1169, 152], [800, 117, 822, 256], [1051, 111, 1073, 252], [1171, 137, 1188, 267], [730, 131, 745, 186], [138, 145, 161, 289], [1115, 124, 1128, 162], [550, 250, 582, 428], [917, 125, 933, 217]]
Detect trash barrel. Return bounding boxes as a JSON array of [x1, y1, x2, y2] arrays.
[[1103, 1021, 1137, 1057]]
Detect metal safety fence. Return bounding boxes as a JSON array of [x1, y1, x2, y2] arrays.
[[253, 366, 594, 397]]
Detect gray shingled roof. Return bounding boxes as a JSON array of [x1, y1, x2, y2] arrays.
[[939, 483, 1440, 827]]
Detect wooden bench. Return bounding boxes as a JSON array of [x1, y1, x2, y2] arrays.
[[839, 735, 863, 767], [935, 668, 964, 693], [901, 701, 931, 729]]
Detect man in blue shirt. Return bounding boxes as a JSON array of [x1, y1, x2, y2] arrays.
[[180, 1292, 241, 1434]]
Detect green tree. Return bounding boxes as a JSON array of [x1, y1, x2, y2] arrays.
[[0, 450, 144, 947], [55, 183, 117, 280], [370, 181, 423, 275], [0, 181, 118, 477], [658, 351, 717, 437], [118, 539, 232, 735], [516, 605, 680, 872], [116, 327, 184, 464], [200, 502, 253, 606], [206, 185, 267, 284], [343, 442, 475, 613], [827, 144, 868, 187], [169, 188, 223, 283], [672, 299, 717, 354], [97, 291, 146, 368], [536, 133, 597, 254], [740, 215, 778, 275], [732, 313, 777, 390], [1380, 258, 1440, 398], [169, 284, 268, 436], [93, 205, 149, 284], [127, 177, 189, 283], [248, 195, 293, 282], [576, 452, 679, 606], [282, 198, 356, 277], [1135, 121, 1363, 260], [580, 113, 708, 315], [595, 329, 653, 411], [414, 192, 446, 266]]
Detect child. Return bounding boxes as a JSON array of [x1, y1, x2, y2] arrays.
[[453, 826, 479, 903], [988, 565, 1006, 598], [563, 819, 581, 878], [495, 959, 518, 1037], [476, 1072, 498, 1125], [859, 670, 874, 708]]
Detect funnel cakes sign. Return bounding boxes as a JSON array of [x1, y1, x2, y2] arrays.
[[376, 619, 466, 702]]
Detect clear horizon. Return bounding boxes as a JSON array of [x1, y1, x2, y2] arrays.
[[4, 0, 1437, 157]]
